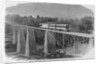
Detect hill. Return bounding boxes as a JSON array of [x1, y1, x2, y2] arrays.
[[6, 3, 94, 19]]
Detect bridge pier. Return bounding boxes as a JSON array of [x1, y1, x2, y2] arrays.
[[16, 27, 26, 55], [44, 30, 48, 54], [17, 28, 21, 53], [25, 28, 30, 57], [13, 26, 16, 44]]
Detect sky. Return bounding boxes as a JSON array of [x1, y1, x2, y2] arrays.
[[5, 1, 95, 13]]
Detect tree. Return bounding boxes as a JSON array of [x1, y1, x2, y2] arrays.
[[5, 14, 23, 24], [79, 16, 94, 33]]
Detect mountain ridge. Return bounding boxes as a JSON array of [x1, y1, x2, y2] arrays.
[[6, 3, 94, 19]]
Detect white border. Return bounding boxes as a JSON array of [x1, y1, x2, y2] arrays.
[[1, 0, 99, 64]]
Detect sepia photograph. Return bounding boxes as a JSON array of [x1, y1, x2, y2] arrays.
[[5, 0, 94, 63]]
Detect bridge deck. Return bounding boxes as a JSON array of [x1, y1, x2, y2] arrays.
[[6, 22, 93, 38]]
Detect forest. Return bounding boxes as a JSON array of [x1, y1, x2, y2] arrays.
[[5, 14, 94, 34]]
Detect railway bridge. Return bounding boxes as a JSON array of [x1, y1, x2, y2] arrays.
[[5, 22, 94, 58]]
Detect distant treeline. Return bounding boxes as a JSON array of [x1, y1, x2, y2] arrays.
[[5, 14, 94, 34]]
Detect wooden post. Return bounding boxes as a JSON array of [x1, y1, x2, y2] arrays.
[[74, 36, 77, 53], [48, 24, 50, 29], [17, 28, 21, 53], [62, 33, 65, 48], [67, 35, 69, 47], [25, 28, 30, 57], [44, 30, 48, 54], [13, 26, 16, 44], [55, 24, 57, 30], [89, 37, 94, 47]]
